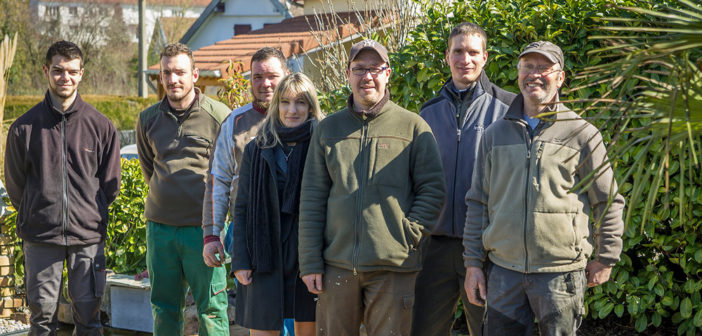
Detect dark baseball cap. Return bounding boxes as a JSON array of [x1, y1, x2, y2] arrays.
[[348, 39, 390, 66], [519, 41, 564, 69]]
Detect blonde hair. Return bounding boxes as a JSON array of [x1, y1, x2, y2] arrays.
[[256, 72, 324, 148]]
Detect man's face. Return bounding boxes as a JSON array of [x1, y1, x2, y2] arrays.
[[517, 53, 565, 104], [160, 53, 198, 104], [446, 34, 487, 90], [346, 49, 391, 109], [251, 57, 287, 109], [43, 55, 83, 99]]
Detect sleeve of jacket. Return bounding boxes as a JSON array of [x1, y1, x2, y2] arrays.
[[203, 116, 237, 237], [463, 133, 491, 268], [135, 114, 154, 184], [580, 128, 625, 266], [231, 143, 253, 271], [298, 126, 331, 276], [98, 122, 121, 204], [406, 122, 446, 231], [3, 122, 26, 209]]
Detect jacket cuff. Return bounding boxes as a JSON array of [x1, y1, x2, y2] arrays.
[[202, 224, 218, 237], [464, 259, 484, 269], [595, 256, 619, 267], [203, 235, 220, 245]]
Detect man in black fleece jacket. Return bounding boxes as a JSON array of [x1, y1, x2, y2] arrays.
[[4, 40, 121, 336]]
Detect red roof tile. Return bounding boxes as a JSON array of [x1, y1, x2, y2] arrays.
[[149, 12, 376, 78]]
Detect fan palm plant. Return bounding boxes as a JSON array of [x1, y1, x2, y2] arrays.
[[572, 0, 701, 229]]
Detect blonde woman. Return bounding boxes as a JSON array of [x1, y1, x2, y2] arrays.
[[231, 73, 323, 336]]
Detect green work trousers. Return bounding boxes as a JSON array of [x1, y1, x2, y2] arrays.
[[146, 220, 229, 336]]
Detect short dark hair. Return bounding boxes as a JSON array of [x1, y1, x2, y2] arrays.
[[250, 47, 287, 70], [46, 41, 83, 67], [447, 22, 488, 51], [160, 43, 195, 69]]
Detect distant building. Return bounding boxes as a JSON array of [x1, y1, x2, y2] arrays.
[[30, 0, 209, 46], [180, 0, 303, 51]]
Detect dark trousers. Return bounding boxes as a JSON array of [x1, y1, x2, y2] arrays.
[[24, 241, 105, 336], [485, 264, 586, 336], [316, 265, 417, 336], [412, 235, 484, 336]]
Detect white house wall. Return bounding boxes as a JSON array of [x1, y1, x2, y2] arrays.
[[185, 0, 288, 51]]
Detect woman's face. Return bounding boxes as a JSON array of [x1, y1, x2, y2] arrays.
[[278, 91, 311, 128]]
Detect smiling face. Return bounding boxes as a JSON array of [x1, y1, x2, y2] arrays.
[[43, 55, 83, 101], [518, 53, 565, 105], [251, 57, 287, 109], [446, 33, 487, 90], [160, 53, 198, 108], [347, 49, 391, 110], [278, 91, 311, 128]]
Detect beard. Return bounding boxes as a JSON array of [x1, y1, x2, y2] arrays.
[[50, 84, 77, 99], [166, 84, 193, 102]]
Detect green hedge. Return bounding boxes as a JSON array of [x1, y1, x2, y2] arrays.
[[3, 95, 159, 130]]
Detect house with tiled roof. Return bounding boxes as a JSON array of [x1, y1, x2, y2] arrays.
[[148, 0, 401, 97], [30, 0, 208, 45], [180, 0, 304, 51]]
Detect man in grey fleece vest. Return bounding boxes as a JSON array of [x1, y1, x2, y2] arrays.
[[413, 23, 515, 336], [463, 41, 625, 335], [202, 47, 289, 267]]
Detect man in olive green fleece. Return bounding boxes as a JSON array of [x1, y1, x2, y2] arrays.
[[463, 41, 625, 335], [298, 39, 445, 336], [136, 43, 230, 335]]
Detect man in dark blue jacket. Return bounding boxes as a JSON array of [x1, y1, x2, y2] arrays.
[[412, 23, 515, 336], [4, 41, 121, 335]]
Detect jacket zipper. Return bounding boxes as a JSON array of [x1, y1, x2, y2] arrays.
[[452, 102, 461, 234], [522, 123, 532, 273], [353, 120, 370, 275], [61, 114, 68, 246]]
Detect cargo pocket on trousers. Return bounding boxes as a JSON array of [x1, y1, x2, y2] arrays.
[[211, 281, 226, 297], [91, 255, 106, 298]]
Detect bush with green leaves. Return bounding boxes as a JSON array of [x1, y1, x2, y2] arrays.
[[106, 158, 148, 274], [386, 0, 701, 334]]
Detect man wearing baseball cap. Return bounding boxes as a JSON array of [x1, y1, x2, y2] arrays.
[[298, 39, 445, 335], [462, 41, 625, 334]]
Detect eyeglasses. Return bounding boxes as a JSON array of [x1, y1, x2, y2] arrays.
[[517, 64, 562, 76], [351, 66, 389, 77]]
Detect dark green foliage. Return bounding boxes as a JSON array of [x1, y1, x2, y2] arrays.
[[389, 0, 652, 112], [3, 95, 158, 130], [106, 158, 148, 274]]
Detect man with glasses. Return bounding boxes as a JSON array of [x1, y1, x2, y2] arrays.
[[413, 22, 515, 336], [298, 39, 445, 335], [463, 41, 625, 335]]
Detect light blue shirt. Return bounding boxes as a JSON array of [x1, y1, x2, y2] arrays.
[[523, 113, 540, 130]]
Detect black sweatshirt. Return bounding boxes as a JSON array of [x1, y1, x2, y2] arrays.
[[4, 91, 121, 246]]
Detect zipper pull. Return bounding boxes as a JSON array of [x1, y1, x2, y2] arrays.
[[526, 150, 531, 159], [457, 129, 461, 142], [353, 267, 357, 276]]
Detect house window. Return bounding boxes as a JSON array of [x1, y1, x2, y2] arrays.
[[69, 7, 78, 16], [234, 24, 251, 36], [45, 5, 59, 19]]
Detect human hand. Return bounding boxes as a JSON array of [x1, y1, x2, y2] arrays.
[[234, 270, 253, 285], [302, 273, 323, 294], [203, 241, 225, 267], [464, 266, 486, 306], [586, 260, 612, 287]]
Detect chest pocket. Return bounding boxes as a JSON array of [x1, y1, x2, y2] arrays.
[[371, 136, 411, 188], [181, 134, 213, 160]]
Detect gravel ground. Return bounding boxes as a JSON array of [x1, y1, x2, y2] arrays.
[[0, 318, 29, 335]]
